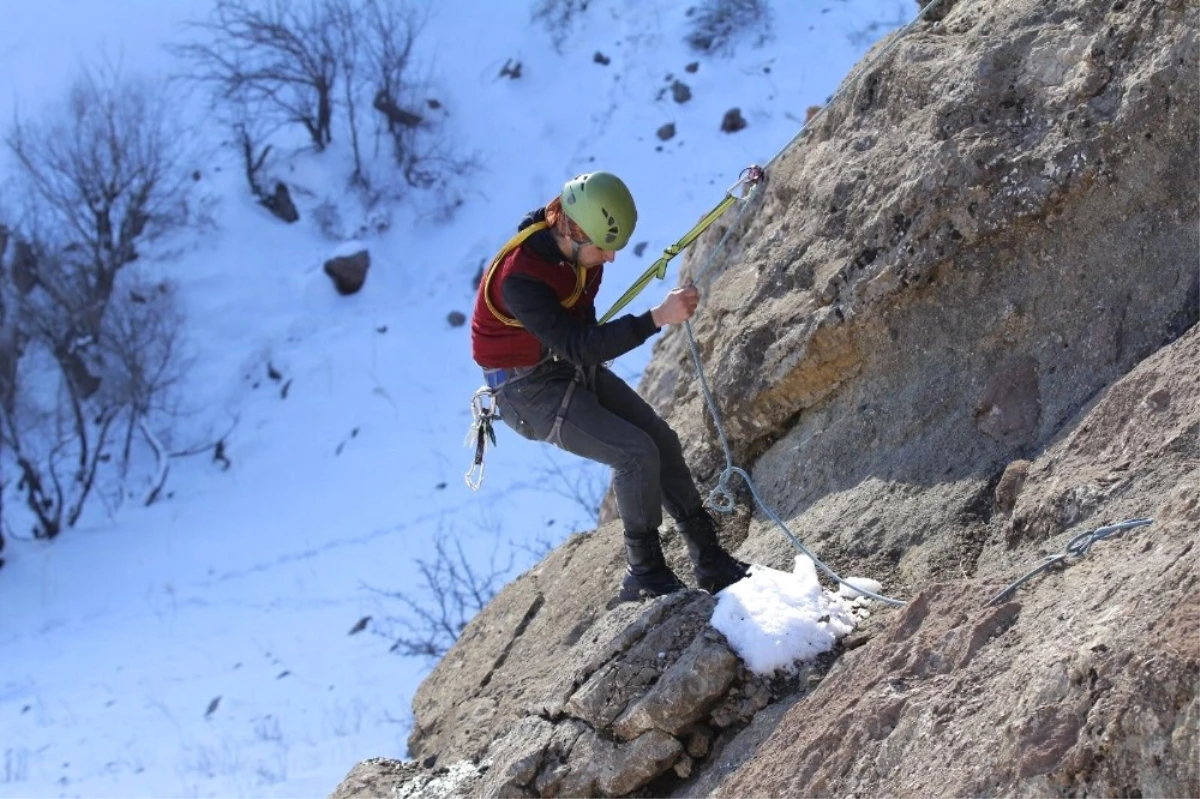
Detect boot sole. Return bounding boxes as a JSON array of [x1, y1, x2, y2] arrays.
[[617, 584, 685, 602]]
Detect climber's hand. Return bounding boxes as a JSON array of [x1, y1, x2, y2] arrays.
[[651, 286, 700, 327]]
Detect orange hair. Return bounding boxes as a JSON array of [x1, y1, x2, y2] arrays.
[[544, 197, 590, 243]]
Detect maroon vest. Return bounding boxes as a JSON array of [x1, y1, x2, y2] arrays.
[[471, 245, 602, 368]]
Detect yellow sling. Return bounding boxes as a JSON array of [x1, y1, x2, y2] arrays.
[[482, 221, 590, 328]]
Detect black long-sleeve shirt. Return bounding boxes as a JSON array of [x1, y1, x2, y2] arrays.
[[499, 213, 659, 366]]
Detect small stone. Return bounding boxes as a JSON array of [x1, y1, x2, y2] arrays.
[[721, 108, 747, 133], [685, 725, 713, 758]]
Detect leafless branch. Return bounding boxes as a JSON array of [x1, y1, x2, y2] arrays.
[[140, 418, 169, 506], [368, 529, 515, 661], [7, 62, 186, 293], [171, 0, 339, 151], [2, 64, 190, 540], [533, 452, 606, 528]]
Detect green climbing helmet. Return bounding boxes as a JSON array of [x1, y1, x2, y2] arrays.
[[560, 171, 637, 251]]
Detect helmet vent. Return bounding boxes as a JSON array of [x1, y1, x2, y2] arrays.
[[602, 206, 618, 243]]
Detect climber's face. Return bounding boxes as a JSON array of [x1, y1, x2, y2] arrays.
[[576, 243, 616, 269]]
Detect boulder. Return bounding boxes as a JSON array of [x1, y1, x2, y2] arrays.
[[324, 250, 370, 296]]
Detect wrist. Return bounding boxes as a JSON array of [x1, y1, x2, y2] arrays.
[[650, 307, 664, 328]]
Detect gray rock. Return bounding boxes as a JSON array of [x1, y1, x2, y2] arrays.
[[262, 181, 299, 223], [328, 757, 421, 799], [612, 631, 739, 739], [720, 108, 746, 133], [556, 729, 682, 797]]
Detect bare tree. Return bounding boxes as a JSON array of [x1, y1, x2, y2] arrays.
[[231, 112, 276, 200], [684, 0, 774, 56], [0, 219, 15, 556], [358, 0, 429, 175], [172, 0, 340, 152], [7, 63, 187, 334], [98, 277, 190, 498], [532, 0, 593, 54], [370, 529, 514, 660], [0, 223, 22, 417], [2, 65, 190, 539], [0, 312, 122, 539], [171, 0, 473, 205], [324, 0, 368, 187]]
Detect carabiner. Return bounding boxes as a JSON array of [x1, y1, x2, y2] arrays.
[[727, 164, 766, 199]]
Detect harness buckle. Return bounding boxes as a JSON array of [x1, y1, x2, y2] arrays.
[[484, 368, 509, 390]]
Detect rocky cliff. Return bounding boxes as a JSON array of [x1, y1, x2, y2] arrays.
[[333, 0, 1198, 795]]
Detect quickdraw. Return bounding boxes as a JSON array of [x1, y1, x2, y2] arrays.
[[464, 388, 499, 490]]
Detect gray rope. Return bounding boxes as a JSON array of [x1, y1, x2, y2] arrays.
[[680, 215, 905, 607], [673, 0, 960, 607], [985, 518, 1154, 606]]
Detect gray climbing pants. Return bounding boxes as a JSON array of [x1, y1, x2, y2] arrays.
[[495, 361, 703, 533]]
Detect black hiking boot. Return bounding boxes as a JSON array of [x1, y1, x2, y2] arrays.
[[618, 529, 687, 601], [678, 509, 750, 594]]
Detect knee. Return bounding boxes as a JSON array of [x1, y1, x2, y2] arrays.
[[615, 432, 660, 476], [650, 420, 685, 457]]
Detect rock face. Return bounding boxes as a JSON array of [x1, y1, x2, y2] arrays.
[[331, 0, 1198, 796], [718, 326, 1200, 798]]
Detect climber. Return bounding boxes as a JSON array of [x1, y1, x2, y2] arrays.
[[470, 171, 749, 601]]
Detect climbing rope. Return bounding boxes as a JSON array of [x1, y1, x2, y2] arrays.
[[677, 189, 907, 608], [985, 518, 1154, 606]]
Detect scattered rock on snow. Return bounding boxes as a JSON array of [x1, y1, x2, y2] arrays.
[[324, 250, 370, 296], [721, 107, 747, 133]]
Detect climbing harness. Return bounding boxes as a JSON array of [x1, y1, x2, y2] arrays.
[[547, 364, 597, 446], [985, 518, 1154, 606], [598, 166, 766, 324], [464, 359, 593, 489], [466, 215, 593, 489]]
